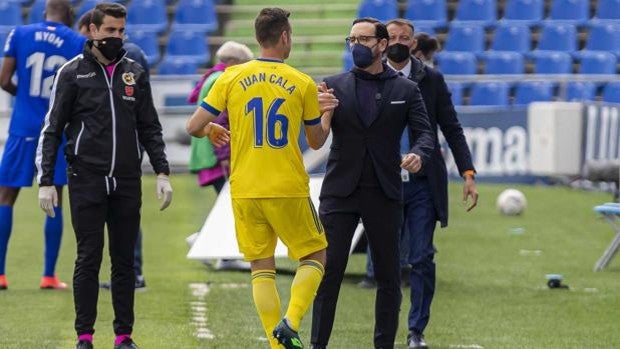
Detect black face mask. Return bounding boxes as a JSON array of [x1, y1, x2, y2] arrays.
[[386, 43, 410, 63], [93, 37, 123, 61]]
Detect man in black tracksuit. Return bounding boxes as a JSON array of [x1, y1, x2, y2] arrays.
[[35, 4, 172, 349]]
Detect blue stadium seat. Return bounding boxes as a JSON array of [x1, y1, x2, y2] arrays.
[[533, 51, 573, 74], [0, 2, 22, 32], [592, 0, 620, 23], [453, 0, 497, 28], [157, 56, 199, 75], [445, 81, 464, 106], [544, 0, 590, 26], [343, 50, 353, 71], [28, 0, 46, 24], [514, 81, 554, 105], [127, 0, 167, 34], [0, 31, 8, 51], [165, 29, 210, 65], [602, 82, 620, 103], [127, 30, 160, 66], [435, 52, 477, 74], [490, 23, 531, 53], [173, 0, 218, 34], [414, 25, 436, 35], [469, 81, 510, 106], [444, 24, 485, 54], [358, 0, 398, 22], [564, 81, 597, 101], [76, 0, 105, 20], [529, 23, 578, 58], [482, 51, 525, 74], [582, 23, 620, 58], [579, 51, 617, 74], [404, 0, 448, 30], [501, 0, 544, 27]]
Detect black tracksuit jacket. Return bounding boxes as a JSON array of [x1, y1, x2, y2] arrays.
[[36, 43, 169, 186]]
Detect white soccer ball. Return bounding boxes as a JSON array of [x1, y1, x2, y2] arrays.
[[496, 188, 527, 216]]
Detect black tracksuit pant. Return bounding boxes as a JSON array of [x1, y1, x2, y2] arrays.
[[67, 164, 141, 335], [312, 186, 403, 349]]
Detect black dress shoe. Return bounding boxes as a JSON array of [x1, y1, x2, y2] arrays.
[[114, 338, 138, 349], [75, 340, 93, 349], [407, 331, 428, 349]]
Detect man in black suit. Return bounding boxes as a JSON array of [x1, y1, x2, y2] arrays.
[[310, 18, 435, 349], [385, 19, 478, 349]]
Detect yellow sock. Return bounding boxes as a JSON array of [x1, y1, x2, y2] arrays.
[[251, 270, 281, 349], [284, 259, 325, 331]]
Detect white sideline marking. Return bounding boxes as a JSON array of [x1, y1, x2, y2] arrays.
[[189, 283, 214, 340], [449, 345, 484, 349], [220, 283, 249, 289], [519, 249, 543, 256]]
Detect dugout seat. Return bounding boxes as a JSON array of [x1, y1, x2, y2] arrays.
[[533, 51, 573, 74], [544, 0, 590, 26], [592, 203, 620, 271], [28, 0, 46, 24], [127, 30, 160, 66], [592, 0, 620, 23], [445, 81, 464, 106]]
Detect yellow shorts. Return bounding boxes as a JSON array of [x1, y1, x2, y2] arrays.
[[231, 197, 327, 261]]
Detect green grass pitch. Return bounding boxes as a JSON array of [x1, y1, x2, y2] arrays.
[[1, 175, 620, 348]]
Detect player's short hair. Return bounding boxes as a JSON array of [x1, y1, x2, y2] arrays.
[[91, 3, 126, 29], [77, 9, 93, 30], [216, 41, 254, 63], [351, 17, 389, 41], [254, 8, 291, 47], [385, 18, 415, 34], [412, 32, 440, 56]]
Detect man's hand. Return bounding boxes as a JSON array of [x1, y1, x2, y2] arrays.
[[38, 186, 58, 218], [462, 175, 478, 212], [318, 82, 338, 114], [206, 123, 230, 147], [156, 174, 173, 211], [401, 153, 422, 173]]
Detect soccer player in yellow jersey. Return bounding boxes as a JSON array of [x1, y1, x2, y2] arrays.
[[186, 7, 338, 349]]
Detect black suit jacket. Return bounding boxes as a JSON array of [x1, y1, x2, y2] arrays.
[[404, 57, 475, 227], [320, 68, 435, 201]]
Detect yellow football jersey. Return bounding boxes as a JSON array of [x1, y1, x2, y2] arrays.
[[202, 59, 321, 198]]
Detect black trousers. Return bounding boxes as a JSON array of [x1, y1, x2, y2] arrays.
[[68, 165, 141, 335], [312, 186, 403, 349]]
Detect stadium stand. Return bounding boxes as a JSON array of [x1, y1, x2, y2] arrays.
[[445, 81, 464, 106], [603, 82, 620, 103], [6, 0, 616, 104]]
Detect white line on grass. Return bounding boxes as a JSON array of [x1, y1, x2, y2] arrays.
[[449, 345, 484, 349], [189, 283, 214, 340]]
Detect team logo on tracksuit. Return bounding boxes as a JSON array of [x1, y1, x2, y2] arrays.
[[122, 72, 135, 98]]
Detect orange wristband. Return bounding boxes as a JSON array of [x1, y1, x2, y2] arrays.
[[462, 170, 475, 179]]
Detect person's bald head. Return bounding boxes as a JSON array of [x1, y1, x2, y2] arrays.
[[44, 0, 75, 27]]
